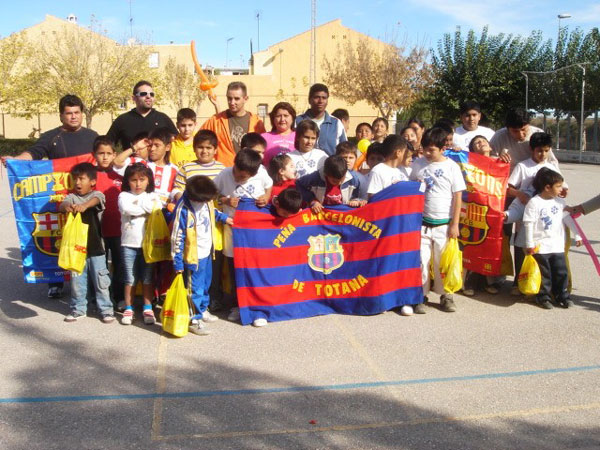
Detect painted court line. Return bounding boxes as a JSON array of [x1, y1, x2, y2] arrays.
[[153, 402, 600, 441], [1, 364, 599, 405]]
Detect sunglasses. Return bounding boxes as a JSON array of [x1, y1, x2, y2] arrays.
[[135, 91, 155, 97]]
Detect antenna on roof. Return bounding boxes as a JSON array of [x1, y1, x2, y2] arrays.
[[128, 0, 134, 38], [310, 0, 317, 85]]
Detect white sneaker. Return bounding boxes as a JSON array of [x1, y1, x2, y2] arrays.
[[227, 307, 240, 322], [202, 311, 219, 323], [191, 318, 199, 325], [253, 318, 268, 327], [189, 322, 211, 336], [510, 286, 521, 296], [400, 305, 414, 316]]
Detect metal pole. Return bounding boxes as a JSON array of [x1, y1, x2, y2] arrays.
[[579, 64, 586, 162], [523, 72, 529, 111]]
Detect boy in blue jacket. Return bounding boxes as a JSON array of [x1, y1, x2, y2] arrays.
[[171, 176, 232, 335], [296, 155, 366, 214]]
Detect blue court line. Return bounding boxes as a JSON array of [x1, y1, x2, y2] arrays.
[[1, 364, 599, 405]]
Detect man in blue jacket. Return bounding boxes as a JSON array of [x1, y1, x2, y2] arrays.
[[296, 84, 347, 155]]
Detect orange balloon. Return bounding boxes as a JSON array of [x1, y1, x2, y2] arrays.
[[200, 80, 218, 91]]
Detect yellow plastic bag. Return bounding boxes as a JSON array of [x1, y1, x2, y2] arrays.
[[58, 213, 88, 274], [143, 207, 171, 263], [440, 238, 463, 293], [161, 274, 189, 337], [518, 254, 541, 295]]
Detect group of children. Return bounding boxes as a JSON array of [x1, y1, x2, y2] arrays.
[[59, 106, 582, 332]]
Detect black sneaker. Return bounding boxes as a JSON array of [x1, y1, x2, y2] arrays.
[[441, 295, 457, 312], [48, 286, 63, 299], [536, 298, 554, 309], [413, 303, 427, 314], [559, 300, 575, 308], [64, 312, 85, 322]]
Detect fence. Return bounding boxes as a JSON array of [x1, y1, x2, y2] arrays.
[[531, 110, 600, 153]]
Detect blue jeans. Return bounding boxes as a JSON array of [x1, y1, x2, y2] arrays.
[[187, 256, 212, 320], [70, 255, 114, 316], [121, 247, 153, 286]]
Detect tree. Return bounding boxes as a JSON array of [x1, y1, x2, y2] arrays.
[[551, 27, 600, 117], [0, 32, 32, 112], [427, 27, 550, 126], [156, 56, 208, 112], [20, 20, 152, 127], [322, 37, 431, 119]]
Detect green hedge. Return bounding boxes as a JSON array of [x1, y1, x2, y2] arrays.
[[0, 139, 36, 156]]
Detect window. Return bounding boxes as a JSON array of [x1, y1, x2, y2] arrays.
[[148, 52, 159, 69], [257, 104, 268, 122]]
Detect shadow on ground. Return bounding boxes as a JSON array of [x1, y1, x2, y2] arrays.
[[0, 311, 598, 450]]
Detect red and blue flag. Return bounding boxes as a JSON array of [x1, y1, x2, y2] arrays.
[[233, 182, 425, 325], [7, 154, 95, 283]]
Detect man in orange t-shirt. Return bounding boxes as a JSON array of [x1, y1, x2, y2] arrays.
[[201, 81, 265, 167]]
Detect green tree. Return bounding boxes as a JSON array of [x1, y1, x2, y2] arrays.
[[20, 20, 152, 127], [427, 27, 549, 126], [0, 32, 32, 112], [157, 56, 208, 112], [322, 37, 431, 119], [551, 27, 600, 118]]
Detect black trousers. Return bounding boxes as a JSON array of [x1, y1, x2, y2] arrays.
[[533, 252, 569, 303]]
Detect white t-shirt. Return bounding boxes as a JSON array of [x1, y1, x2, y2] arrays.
[[453, 125, 495, 150], [214, 167, 273, 218], [523, 195, 579, 254], [215, 167, 272, 257], [508, 158, 566, 193], [288, 149, 328, 178], [367, 163, 409, 195], [118, 191, 161, 248], [410, 157, 466, 220], [189, 200, 213, 259]]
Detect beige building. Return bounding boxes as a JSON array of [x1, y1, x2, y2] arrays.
[[2, 15, 382, 139]]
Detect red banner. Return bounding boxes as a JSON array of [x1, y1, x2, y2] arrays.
[[447, 150, 510, 276]]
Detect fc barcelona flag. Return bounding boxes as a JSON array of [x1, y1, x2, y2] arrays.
[[7, 154, 95, 283], [233, 182, 425, 325], [445, 150, 510, 276]]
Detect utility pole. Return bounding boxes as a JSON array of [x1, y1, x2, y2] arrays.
[[310, 0, 317, 85], [226, 37, 234, 68], [256, 11, 261, 51]]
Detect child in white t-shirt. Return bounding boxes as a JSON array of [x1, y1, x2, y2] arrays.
[[367, 135, 410, 198], [522, 168, 581, 309], [288, 120, 328, 178], [214, 149, 273, 326], [506, 132, 566, 295], [410, 127, 466, 313]]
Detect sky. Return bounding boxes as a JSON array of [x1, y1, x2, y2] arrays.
[[0, 0, 598, 68]]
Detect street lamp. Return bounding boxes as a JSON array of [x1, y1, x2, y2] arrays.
[[557, 13, 572, 32], [225, 37, 234, 68]]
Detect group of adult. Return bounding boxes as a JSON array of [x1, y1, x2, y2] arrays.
[[3, 80, 599, 297]]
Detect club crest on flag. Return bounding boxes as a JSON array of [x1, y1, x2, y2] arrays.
[[32, 212, 65, 256], [459, 202, 489, 246], [307, 234, 344, 275]]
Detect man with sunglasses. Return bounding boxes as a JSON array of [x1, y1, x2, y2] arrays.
[[106, 80, 177, 152]]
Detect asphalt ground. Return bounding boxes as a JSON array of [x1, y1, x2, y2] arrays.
[[0, 162, 599, 449]]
